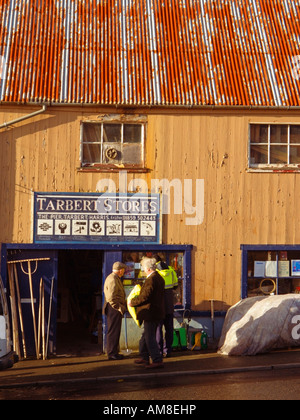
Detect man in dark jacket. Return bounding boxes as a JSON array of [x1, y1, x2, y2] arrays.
[[128, 257, 165, 369]]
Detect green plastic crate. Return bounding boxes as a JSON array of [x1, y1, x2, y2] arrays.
[[172, 330, 180, 348], [172, 327, 187, 349]]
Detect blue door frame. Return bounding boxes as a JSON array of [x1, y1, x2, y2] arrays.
[[1, 243, 193, 355]]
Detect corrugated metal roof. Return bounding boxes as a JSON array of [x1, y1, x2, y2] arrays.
[[0, 0, 300, 107]]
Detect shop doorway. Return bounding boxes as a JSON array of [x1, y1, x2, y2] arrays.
[[56, 250, 103, 356]]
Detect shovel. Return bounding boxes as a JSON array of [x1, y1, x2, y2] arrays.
[[121, 313, 132, 356]]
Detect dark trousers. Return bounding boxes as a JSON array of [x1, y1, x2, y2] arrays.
[[105, 303, 122, 358], [156, 314, 174, 355], [139, 320, 162, 363]]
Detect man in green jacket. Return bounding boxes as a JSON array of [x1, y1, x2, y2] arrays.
[[154, 255, 178, 358], [128, 257, 165, 369]]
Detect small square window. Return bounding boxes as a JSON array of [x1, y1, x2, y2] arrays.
[[250, 124, 268, 143], [290, 126, 300, 144], [124, 124, 142, 143], [103, 124, 121, 142], [250, 144, 268, 165], [81, 120, 145, 169], [249, 124, 300, 169], [270, 125, 288, 144]]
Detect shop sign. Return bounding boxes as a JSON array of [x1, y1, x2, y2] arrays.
[[33, 192, 161, 244]]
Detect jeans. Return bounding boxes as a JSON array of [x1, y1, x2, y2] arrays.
[[156, 314, 174, 355], [139, 320, 162, 363]]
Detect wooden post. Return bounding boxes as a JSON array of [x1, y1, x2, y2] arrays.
[[13, 264, 27, 359]]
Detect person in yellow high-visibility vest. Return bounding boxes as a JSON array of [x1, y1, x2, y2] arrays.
[[154, 254, 178, 358]]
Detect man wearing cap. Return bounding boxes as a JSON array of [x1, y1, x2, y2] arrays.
[[103, 262, 127, 360]]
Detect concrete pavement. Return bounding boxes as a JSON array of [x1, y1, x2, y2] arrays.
[[1, 347, 300, 389]]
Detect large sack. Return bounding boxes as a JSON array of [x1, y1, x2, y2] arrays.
[[218, 294, 300, 356]]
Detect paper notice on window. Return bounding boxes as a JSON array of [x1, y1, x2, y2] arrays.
[[265, 261, 277, 277], [254, 261, 265, 277], [278, 261, 289, 277]]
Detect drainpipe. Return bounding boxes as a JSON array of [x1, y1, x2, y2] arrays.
[[0, 104, 47, 129]]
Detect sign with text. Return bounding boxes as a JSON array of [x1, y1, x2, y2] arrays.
[[33, 192, 161, 244]]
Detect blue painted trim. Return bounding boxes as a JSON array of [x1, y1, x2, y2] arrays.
[[0, 244, 7, 288], [241, 247, 249, 299], [241, 244, 300, 251], [4, 243, 192, 251], [184, 247, 192, 309]]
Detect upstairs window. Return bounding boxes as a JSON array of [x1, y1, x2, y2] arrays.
[[249, 124, 300, 169], [81, 121, 145, 170]]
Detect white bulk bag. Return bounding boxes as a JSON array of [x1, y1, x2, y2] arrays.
[[218, 294, 300, 356]]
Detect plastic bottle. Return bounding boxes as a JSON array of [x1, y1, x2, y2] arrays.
[[200, 330, 208, 350]]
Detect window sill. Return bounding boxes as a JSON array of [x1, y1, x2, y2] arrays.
[[247, 166, 300, 173], [77, 165, 151, 174]]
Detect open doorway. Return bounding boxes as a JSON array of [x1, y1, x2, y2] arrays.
[[56, 250, 103, 356]]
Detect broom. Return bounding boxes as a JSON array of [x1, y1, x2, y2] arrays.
[[121, 313, 132, 356]]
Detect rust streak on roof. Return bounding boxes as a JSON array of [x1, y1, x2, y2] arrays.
[[0, 0, 300, 107]]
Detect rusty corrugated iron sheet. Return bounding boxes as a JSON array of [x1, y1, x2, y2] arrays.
[[0, 0, 300, 106]]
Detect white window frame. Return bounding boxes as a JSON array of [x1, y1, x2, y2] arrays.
[[80, 119, 146, 170], [249, 123, 300, 171]]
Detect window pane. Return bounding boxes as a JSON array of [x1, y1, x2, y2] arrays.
[[270, 146, 287, 164], [250, 145, 268, 164], [103, 124, 121, 142], [82, 144, 101, 163], [169, 253, 184, 306], [270, 125, 287, 144], [290, 146, 300, 164], [82, 123, 101, 143], [122, 143, 142, 164], [250, 124, 268, 143], [290, 126, 300, 144], [124, 124, 142, 143]]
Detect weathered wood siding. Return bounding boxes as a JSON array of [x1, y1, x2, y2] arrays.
[[1, 106, 300, 310]]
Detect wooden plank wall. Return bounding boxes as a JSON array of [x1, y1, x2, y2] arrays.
[[0, 106, 300, 311]]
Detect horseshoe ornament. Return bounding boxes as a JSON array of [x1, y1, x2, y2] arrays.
[[105, 147, 118, 160]]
